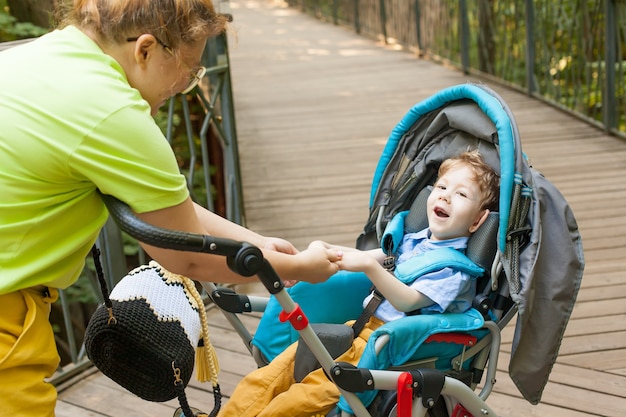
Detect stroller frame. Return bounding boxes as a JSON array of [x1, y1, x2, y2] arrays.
[[101, 191, 511, 417]]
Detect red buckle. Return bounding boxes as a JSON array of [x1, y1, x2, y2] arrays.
[[278, 304, 309, 330], [397, 372, 413, 417]]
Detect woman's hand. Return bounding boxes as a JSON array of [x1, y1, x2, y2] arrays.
[[263, 237, 299, 255], [310, 240, 384, 273], [261, 239, 342, 286], [282, 240, 342, 284], [262, 238, 298, 286]]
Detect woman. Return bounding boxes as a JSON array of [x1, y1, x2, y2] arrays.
[[0, 1, 340, 415]]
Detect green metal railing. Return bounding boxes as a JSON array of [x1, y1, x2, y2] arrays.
[[288, 0, 626, 139]]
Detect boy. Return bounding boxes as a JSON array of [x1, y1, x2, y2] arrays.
[[218, 150, 499, 417]]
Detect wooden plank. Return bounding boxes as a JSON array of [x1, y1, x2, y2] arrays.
[[58, 373, 176, 416], [493, 352, 626, 416], [570, 298, 626, 319], [557, 348, 626, 372], [55, 401, 106, 417], [483, 393, 591, 417], [562, 314, 626, 336], [491, 375, 626, 417]]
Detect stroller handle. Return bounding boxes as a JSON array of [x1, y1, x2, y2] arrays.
[[99, 192, 376, 415], [99, 192, 284, 289]]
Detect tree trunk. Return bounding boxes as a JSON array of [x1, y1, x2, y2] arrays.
[[6, 0, 57, 29]]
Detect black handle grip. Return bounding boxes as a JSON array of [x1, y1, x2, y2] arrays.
[[99, 192, 284, 289]]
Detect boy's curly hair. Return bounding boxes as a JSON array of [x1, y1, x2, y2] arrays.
[[437, 150, 500, 212]]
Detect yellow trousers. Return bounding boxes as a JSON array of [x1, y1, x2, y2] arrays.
[[219, 318, 383, 417], [0, 287, 60, 417]]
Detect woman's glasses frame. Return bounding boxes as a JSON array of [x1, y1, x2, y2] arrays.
[[127, 35, 207, 94]]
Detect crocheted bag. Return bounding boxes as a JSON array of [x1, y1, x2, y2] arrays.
[[85, 252, 221, 417]]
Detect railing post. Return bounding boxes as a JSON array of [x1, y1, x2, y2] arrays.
[[525, 0, 536, 95], [459, 0, 470, 74], [414, 0, 423, 56], [354, 0, 361, 34], [379, 0, 388, 44], [214, 32, 245, 224], [604, 0, 617, 133]]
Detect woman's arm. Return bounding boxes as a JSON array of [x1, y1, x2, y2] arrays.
[[136, 198, 341, 284]]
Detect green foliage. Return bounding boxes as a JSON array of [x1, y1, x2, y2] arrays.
[[122, 231, 141, 259], [62, 231, 143, 313], [67, 258, 100, 305], [155, 96, 217, 209], [0, 10, 48, 42]]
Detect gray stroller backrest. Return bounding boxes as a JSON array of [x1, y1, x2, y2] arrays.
[[403, 186, 499, 279]]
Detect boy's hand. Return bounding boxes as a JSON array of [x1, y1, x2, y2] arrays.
[[336, 250, 378, 273], [310, 240, 384, 274]]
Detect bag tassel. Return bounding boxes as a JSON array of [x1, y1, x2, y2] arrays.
[[195, 338, 220, 383], [182, 276, 222, 416]]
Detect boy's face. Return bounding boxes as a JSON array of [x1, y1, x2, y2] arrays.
[[427, 164, 489, 241]]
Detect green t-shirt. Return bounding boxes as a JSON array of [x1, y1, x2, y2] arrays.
[[0, 26, 189, 293]]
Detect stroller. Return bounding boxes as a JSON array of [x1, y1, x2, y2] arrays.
[[102, 83, 584, 417]]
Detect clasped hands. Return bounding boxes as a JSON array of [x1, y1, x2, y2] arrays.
[[264, 238, 370, 287]]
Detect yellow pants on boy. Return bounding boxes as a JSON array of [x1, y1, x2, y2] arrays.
[[218, 318, 383, 417], [0, 287, 60, 417]]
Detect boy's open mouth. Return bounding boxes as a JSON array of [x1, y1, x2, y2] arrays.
[[434, 207, 449, 218]]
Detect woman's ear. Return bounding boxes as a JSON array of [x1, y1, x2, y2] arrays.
[[132, 34, 159, 66], [469, 209, 490, 233]]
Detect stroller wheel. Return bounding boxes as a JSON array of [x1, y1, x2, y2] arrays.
[[367, 390, 398, 417], [366, 390, 449, 417]]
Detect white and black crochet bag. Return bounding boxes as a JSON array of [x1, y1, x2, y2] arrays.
[[85, 248, 221, 417]]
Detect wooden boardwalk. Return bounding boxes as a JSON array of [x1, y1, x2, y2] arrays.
[[56, 1, 626, 416]]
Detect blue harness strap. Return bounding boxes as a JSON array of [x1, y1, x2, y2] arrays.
[[382, 210, 485, 282], [394, 247, 484, 283], [381, 210, 409, 255]]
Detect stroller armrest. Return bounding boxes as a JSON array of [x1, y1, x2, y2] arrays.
[[364, 309, 485, 369]]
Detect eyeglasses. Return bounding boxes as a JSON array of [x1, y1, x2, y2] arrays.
[[127, 35, 207, 94]]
